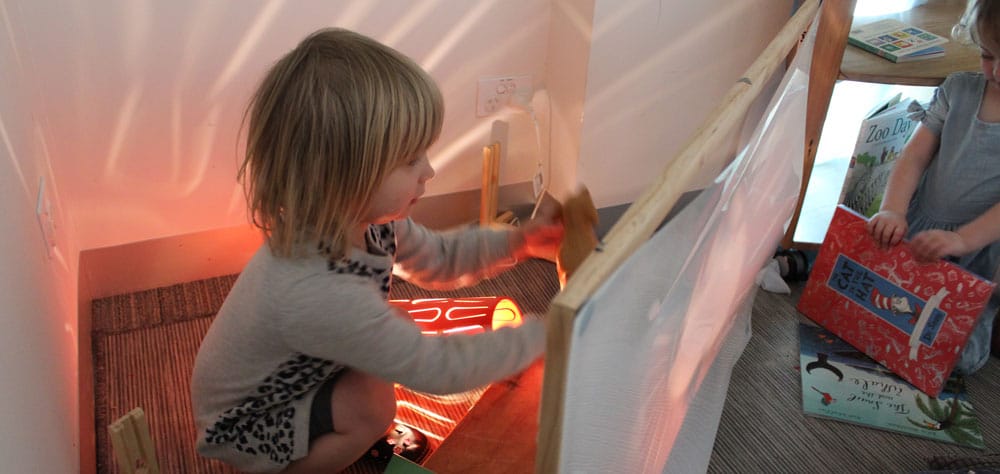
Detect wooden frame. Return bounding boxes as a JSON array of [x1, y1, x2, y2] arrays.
[[535, 1, 820, 471], [781, 0, 855, 250]]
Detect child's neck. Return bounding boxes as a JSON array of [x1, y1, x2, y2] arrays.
[[979, 81, 1000, 123], [349, 224, 369, 250]]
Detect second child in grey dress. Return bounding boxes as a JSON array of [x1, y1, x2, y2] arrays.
[[903, 71, 1000, 374]]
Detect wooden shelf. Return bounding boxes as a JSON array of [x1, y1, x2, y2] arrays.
[[841, 0, 979, 86]]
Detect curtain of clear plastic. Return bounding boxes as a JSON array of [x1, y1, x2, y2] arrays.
[[558, 12, 817, 474]]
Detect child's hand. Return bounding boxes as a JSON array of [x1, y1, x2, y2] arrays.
[[513, 205, 564, 262], [867, 210, 908, 248], [910, 229, 969, 263]]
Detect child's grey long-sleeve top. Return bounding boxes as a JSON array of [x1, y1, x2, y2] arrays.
[[190, 219, 545, 473]]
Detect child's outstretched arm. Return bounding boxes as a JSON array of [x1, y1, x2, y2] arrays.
[[867, 124, 940, 247], [910, 202, 1000, 262], [280, 278, 545, 395], [393, 211, 563, 290]]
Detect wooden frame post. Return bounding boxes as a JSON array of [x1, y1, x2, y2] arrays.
[[781, 0, 856, 249], [535, 1, 820, 471]]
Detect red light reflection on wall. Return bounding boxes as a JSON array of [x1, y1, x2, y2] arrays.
[[390, 297, 524, 335]]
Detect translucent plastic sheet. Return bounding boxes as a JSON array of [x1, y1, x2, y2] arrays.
[[558, 15, 817, 474]]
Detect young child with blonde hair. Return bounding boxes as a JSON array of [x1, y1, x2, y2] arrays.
[[191, 28, 562, 473], [868, 0, 1000, 375]]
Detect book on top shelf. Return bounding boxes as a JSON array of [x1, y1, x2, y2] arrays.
[[839, 92, 917, 217], [848, 19, 948, 63], [797, 206, 996, 397], [798, 322, 985, 449]]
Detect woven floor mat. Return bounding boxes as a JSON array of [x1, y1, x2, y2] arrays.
[[93, 259, 560, 473]]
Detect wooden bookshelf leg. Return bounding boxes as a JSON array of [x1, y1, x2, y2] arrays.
[[782, 0, 856, 249]]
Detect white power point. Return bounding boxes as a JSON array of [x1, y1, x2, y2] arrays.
[[477, 75, 532, 117]]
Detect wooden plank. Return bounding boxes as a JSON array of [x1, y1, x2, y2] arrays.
[[534, 303, 576, 473], [108, 408, 159, 474], [490, 143, 501, 222], [423, 360, 544, 473], [108, 421, 135, 474], [480, 144, 496, 226], [536, 1, 820, 471], [783, 0, 856, 249], [131, 408, 160, 474]]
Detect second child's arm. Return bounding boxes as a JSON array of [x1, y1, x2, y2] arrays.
[[867, 124, 940, 247], [911, 202, 1000, 262]]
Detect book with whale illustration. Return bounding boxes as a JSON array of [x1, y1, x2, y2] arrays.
[[799, 322, 984, 449], [797, 206, 996, 397]]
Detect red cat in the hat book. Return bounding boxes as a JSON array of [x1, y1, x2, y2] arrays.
[[798, 206, 995, 397]]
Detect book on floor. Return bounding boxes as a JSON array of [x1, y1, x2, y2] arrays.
[[839, 93, 918, 217], [799, 322, 985, 449], [797, 205, 996, 397], [848, 19, 948, 63]]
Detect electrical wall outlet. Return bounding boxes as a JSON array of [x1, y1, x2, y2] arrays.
[[35, 176, 57, 257], [477, 75, 532, 117]]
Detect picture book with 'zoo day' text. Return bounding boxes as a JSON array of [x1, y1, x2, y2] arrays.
[[839, 93, 917, 218], [797, 206, 996, 397]]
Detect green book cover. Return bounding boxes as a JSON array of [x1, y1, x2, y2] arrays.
[[799, 322, 985, 449], [385, 454, 435, 473]]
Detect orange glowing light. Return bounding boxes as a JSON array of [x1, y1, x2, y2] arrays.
[[390, 296, 524, 334]]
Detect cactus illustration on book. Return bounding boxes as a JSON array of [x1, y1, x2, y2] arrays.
[[798, 322, 985, 449]]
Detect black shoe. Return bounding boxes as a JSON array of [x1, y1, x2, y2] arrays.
[[774, 248, 810, 281]]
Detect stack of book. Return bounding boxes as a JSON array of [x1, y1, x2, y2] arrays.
[[795, 206, 996, 448]]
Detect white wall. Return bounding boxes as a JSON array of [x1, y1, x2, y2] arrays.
[[8, 0, 552, 251], [577, 0, 796, 208], [0, 1, 79, 471]]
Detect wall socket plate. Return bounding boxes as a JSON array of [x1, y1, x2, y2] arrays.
[[477, 75, 532, 117]]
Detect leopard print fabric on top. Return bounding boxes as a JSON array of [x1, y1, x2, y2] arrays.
[[203, 355, 338, 464], [203, 222, 396, 463]]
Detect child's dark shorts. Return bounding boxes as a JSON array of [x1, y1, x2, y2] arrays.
[[308, 371, 343, 443]]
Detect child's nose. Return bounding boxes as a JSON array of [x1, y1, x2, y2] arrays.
[[420, 158, 435, 182]]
